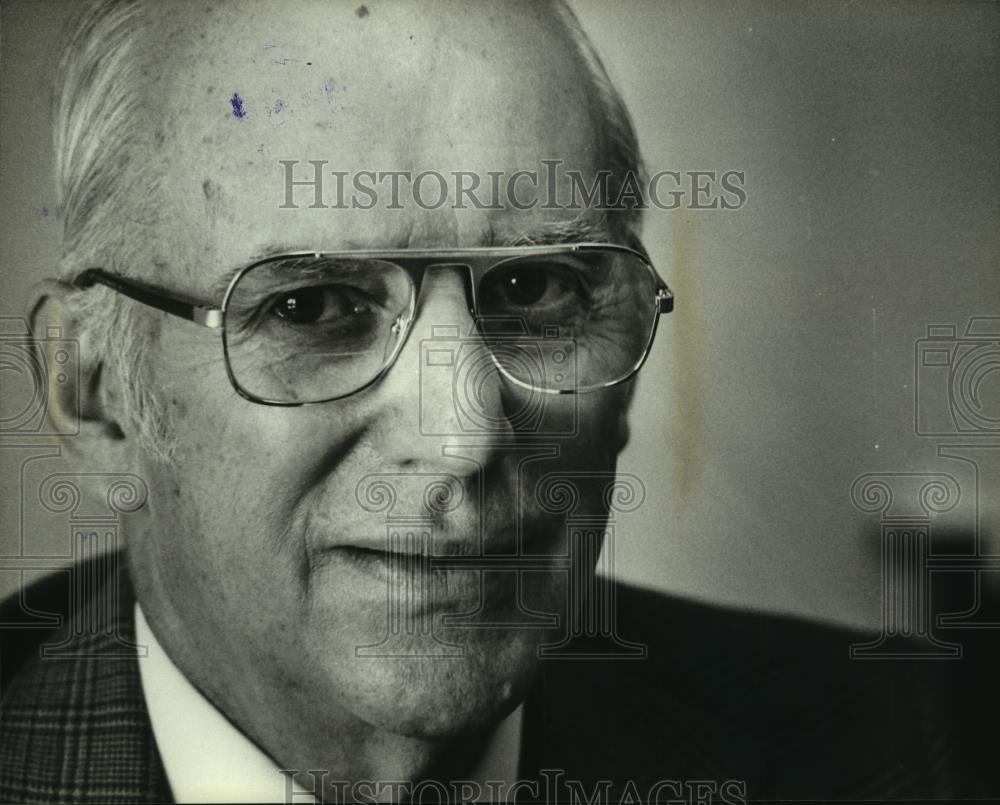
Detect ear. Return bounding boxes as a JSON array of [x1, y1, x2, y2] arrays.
[[28, 281, 127, 456]]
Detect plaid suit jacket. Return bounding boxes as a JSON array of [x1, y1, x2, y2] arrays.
[[0, 552, 169, 804], [1, 552, 986, 803]]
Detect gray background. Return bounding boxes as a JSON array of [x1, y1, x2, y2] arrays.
[[2, 0, 998, 630]]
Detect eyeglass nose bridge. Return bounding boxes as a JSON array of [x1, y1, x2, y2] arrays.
[[381, 260, 495, 399], [385, 260, 479, 362], [408, 261, 479, 321]]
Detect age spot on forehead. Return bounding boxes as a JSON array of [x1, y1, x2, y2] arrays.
[[202, 179, 220, 201], [170, 396, 188, 419]]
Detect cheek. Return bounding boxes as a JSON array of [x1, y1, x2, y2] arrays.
[[154, 326, 351, 505], [509, 389, 630, 527], [128, 392, 366, 662], [144, 321, 387, 579], [141, 369, 341, 571], [502, 383, 628, 445], [550, 387, 630, 461]]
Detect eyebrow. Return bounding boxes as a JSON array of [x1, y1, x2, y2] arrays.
[[210, 243, 297, 298], [490, 216, 610, 247]]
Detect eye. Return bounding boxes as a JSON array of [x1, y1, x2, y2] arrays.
[[500, 267, 548, 306], [271, 285, 370, 325], [487, 261, 588, 310]]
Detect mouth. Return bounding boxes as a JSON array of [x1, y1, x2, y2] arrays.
[[322, 545, 511, 616], [317, 525, 564, 588], [336, 544, 433, 574], [334, 523, 528, 560]]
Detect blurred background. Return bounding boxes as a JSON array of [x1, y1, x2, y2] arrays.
[[2, 0, 998, 633]]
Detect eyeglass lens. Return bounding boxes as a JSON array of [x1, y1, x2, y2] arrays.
[[222, 250, 658, 403]]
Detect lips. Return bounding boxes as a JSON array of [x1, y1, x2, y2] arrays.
[[318, 522, 563, 581], [336, 545, 424, 575], [334, 522, 527, 557], [322, 545, 521, 615]]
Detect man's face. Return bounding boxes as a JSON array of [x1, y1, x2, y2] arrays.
[[123, 0, 633, 760]]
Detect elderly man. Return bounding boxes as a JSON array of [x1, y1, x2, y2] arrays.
[[0, 0, 976, 802]]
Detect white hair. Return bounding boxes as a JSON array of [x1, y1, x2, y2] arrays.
[[55, 0, 149, 271], [550, 0, 647, 247], [54, 0, 172, 460]]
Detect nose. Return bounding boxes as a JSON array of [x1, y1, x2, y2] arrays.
[[367, 265, 514, 468]]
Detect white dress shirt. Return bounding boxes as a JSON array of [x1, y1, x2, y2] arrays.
[[135, 605, 523, 803]]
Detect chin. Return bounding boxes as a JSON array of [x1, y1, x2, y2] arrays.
[[299, 563, 566, 738], [330, 624, 544, 739]]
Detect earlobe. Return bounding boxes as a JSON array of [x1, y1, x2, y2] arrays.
[[28, 282, 126, 453]]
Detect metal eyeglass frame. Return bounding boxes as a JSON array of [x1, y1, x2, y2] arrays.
[[73, 242, 675, 406]]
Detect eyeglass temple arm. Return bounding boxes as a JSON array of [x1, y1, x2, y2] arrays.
[[657, 285, 674, 314], [74, 269, 223, 329]]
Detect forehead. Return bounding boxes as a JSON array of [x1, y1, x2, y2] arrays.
[[142, 0, 605, 292]]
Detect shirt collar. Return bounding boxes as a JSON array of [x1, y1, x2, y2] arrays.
[[135, 604, 522, 803]]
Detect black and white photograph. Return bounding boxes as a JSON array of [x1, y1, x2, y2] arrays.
[[0, 1, 997, 802]]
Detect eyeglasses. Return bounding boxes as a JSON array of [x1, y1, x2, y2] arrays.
[[74, 244, 674, 406]]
